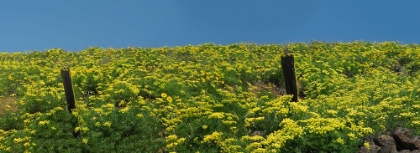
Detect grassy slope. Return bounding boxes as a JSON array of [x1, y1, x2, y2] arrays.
[[0, 42, 419, 152]]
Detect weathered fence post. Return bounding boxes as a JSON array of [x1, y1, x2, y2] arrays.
[[281, 49, 298, 102], [61, 69, 76, 112], [60, 69, 79, 137]]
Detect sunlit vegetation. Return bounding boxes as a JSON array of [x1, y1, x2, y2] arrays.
[[0, 41, 419, 152]]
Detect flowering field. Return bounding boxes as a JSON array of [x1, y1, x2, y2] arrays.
[[0, 41, 419, 152]]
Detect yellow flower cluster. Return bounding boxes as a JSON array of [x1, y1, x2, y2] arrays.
[[1, 42, 420, 152]]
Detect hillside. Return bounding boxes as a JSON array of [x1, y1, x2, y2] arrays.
[[0, 41, 419, 152]]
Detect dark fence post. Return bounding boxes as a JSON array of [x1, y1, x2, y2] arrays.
[[281, 49, 298, 102], [60, 69, 79, 137], [61, 69, 76, 112]]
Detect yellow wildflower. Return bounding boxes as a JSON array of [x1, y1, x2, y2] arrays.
[[166, 135, 178, 142], [161, 93, 167, 98], [119, 106, 130, 113], [82, 138, 88, 144], [13, 137, 23, 143], [347, 133, 356, 140], [103, 121, 112, 127], [38, 120, 50, 126], [81, 127, 89, 132], [202, 131, 223, 143], [105, 103, 114, 109], [208, 112, 225, 119], [166, 96, 173, 102], [23, 142, 30, 147], [335, 137, 344, 144], [363, 141, 370, 150], [75, 127, 89, 132]]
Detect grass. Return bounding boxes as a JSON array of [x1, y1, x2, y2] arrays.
[[0, 97, 17, 117]]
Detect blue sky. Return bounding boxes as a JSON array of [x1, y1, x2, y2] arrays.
[[1, 0, 419, 52]]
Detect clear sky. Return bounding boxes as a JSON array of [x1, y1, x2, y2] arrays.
[[1, 0, 419, 52]]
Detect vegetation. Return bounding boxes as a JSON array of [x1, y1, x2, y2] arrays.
[[0, 41, 419, 152]]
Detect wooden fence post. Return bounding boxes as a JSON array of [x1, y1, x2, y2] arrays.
[[61, 69, 76, 112], [60, 69, 79, 137], [281, 49, 298, 102]]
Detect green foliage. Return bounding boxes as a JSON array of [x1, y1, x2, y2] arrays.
[[1, 42, 420, 152]]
